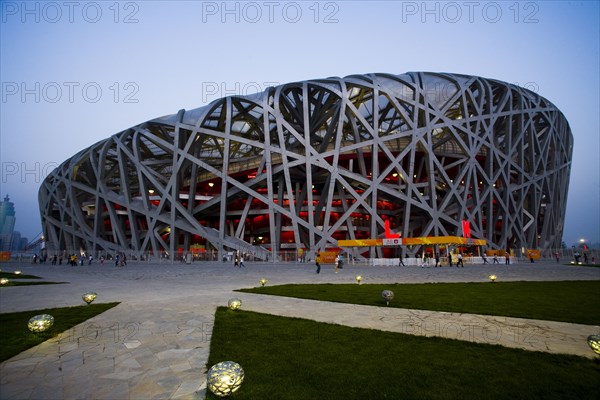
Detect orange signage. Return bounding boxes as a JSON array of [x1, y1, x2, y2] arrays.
[[337, 239, 383, 247], [338, 236, 486, 247]]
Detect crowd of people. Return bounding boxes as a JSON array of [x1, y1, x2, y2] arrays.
[[27, 252, 128, 266]]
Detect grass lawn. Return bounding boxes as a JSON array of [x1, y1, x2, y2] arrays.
[[238, 281, 600, 325], [0, 302, 120, 362], [0, 271, 42, 279], [569, 263, 600, 268], [0, 271, 67, 286], [206, 308, 600, 400], [0, 281, 68, 287]]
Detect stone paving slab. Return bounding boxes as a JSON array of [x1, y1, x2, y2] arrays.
[[1, 260, 599, 399]]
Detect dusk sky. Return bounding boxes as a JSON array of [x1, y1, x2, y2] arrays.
[[1, 1, 598, 247]]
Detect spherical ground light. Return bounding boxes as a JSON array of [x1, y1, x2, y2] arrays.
[[587, 334, 600, 355], [83, 292, 97, 304], [0, 278, 9, 285], [228, 298, 242, 310], [259, 278, 268, 287], [28, 314, 54, 333], [14, 270, 21, 275], [207, 361, 245, 397], [381, 290, 394, 306], [355, 275, 362, 284], [489, 274, 497, 282]]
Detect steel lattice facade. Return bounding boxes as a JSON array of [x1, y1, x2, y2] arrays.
[[39, 72, 573, 260]]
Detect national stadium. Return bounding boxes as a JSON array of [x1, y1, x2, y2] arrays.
[[39, 72, 573, 262]]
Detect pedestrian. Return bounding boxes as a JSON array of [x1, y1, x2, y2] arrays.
[[434, 253, 440, 267], [100, 256, 105, 265], [505, 251, 510, 265], [335, 254, 343, 273], [315, 252, 321, 274], [398, 255, 405, 267], [115, 254, 120, 267], [88, 255, 93, 265], [457, 253, 464, 268], [448, 253, 453, 267], [555, 252, 560, 263], [482, 253, 489, 264], [234, 253, 239, 268], [493, 254, 499, 264], [239, 255, 246, 268], [52, 254, 57, 265]]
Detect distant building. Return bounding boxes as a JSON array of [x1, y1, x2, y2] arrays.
[[0, 195, 16, 235], [19, 237, 29, 250], [0, 195, 28, 252], [0, 195, 16, 252]]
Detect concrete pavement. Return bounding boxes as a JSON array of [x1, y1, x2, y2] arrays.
[[1, 260, 599, 399]]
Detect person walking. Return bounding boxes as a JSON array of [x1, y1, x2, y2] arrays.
[[493, 254, 499, 264], [448, 253, 453, 267], [482, 253, 489, 264], [434, 253, 440, 267], [504, 251, 510, 265], [555, 252, 560, 263], [398, 255, 406, 267], [456, 253, 464, 267], [334, 254, 343, 273], [239, 255, 246, 268], [315, 252, 321, 274]]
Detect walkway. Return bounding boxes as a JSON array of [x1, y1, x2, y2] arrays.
[[0, 260, 598, 399]]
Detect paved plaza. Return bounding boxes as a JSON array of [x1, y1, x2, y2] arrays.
[[1, 259, 599, 399]]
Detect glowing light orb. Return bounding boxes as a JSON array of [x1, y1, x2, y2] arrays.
[[587, 335, 600, 355], [259, 278, 268, 287], [82, 292, 97, 304], [0, 278, 9, 285], [28, 314, 54, 333], [381, 290, 394, 305], [207, 361, 245, 397], [228, 298, 242, 310], [14, 270, 21, 275], [355, 275, 362, 284], [489, 274, 497, 282]]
